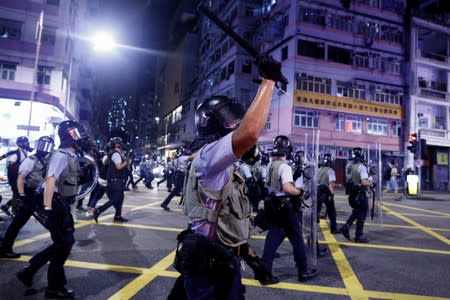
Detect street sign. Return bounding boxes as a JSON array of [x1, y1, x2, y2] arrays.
[[17, 125, 40, 131]]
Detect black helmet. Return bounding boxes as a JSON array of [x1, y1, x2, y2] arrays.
[[322, 153, 333, 167], [293, 151, 304, 166], [272, 135, 292, 157], [16, 136, 32, 151], [58, 120, 91, 153], [35, 136, 54, 156], [109, 137, 123, 150], [193, 96, 244, 148], [351, 147, 364, 162], [176, 146, 190, 157], [241, 144, 261, 165], [261, 152, 270, 165]]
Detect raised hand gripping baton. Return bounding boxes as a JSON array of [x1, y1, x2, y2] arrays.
[[197, 4, 289, 86]]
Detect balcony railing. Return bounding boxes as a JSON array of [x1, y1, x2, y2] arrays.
[[418, 87, 449, 101], [418, 49, 448, 63], [419, 128, 448, 139]]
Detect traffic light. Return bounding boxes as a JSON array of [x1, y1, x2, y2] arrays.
[[407, 133, 418, 156], [420, 138, 427, 159]]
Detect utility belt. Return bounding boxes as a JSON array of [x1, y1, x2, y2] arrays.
[[264, 194, 298, 226], [173, 228, 237, 279], [34, 188, 75, 206]]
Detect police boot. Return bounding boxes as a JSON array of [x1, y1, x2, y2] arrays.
[[355, 235, 369, 243], [339, 224, 351, 240], [298, 268, 318, 282], [16, 265, 36, 288], [246, 256, 279, 285]]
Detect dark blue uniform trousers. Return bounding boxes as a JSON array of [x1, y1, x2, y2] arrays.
[[161, 171, 184, 208], [97, 180, 125, 217], [28, 197, 75, 290], [345, 192, 368, 238], [262, 207, 308, 273]]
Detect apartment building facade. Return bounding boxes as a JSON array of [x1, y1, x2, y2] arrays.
[[0, 0, 96, 146]]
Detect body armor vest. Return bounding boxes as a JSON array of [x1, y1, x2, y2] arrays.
[[184, 153, 251, 247], [107, 151, 128, 180], [26, 155, 49, 189], [54, 149, 80, 197], [266, 159, 285, 193], [349, 163, 362, 185], [317, 166, 330, 186]]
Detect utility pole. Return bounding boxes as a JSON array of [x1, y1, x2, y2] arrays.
[[27, 10, 44, 138]]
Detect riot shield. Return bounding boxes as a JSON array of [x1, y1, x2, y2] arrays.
[[301, 130, 319, 268], [368, 143, 383, 225]]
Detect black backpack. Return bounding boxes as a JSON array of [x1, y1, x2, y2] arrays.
[[383, 167, 392, 181]]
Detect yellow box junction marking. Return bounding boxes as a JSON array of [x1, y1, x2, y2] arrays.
[[382, 206, 450, 246], [319, 222, 368, 300], [384, 202, 450, 217]]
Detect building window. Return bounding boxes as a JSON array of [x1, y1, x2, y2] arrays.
[[42, 27, 56, 46], [367, 118, 388, 136], [0, 63, 16, 81], [328, 14, 353, 33], [294, 110, 319, 128], [381, 57, 401, 73], [265, 113, 272, 131], [328, 46, 352, 65], [336, 114, 344, 131], [281, 46, 288, 61], [37, 66, 52, 85], [296, 73, 331, 95], [344, 116, 362, 133], [242, 60, 252, 73], [297, 39, 325, 59], [374, 88, 402, 105], [46, 0, 60, 6], [0, 18, 22, 40], [298, 6, 326, 26], [391, 120, 401, 137], [337, 81, 366, 99], [353, 52, 369, 68], [227, 60, 234, 77]]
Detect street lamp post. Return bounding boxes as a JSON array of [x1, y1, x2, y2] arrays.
[[26, 10, 44, 138]]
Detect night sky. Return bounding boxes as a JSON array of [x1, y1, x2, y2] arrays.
[[95, 0, 178, 96]]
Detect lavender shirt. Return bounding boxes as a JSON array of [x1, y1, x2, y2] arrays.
[[191, 132, 238, 240]]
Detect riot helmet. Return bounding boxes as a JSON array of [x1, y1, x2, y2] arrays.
[[260, 152, 270, 165], [241, 144, 261, 165], [109, 137, 124, 150], [322, 153, 333, 167], [192, 96, 245, 150], [271, 135, 293, 157], [351, 147, 364, 163], [293, 151, 305, 166], [16, 136, 32, 152], [57, 120, 91, 153], [35, 136, 54, 156]]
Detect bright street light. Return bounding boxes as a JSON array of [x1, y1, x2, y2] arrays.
[[90, 32, 117, 52]]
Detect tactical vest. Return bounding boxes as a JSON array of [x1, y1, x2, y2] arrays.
[[349, 162, 362, 185], [107, 151, 128, 180], [317, 166, 330, 186], [184, 153, 251, 247], [54, 149, 80, 198], [26, 155, 49, 189], [266, 159, 285, 193]]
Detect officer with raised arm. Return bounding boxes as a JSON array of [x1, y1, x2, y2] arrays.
[[180, 55, 281, 299]]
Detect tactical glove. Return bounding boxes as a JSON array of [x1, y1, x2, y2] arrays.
[[256, 54, 283, 83]]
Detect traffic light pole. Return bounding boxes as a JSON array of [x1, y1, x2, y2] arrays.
[[417, 130, 422, 195]]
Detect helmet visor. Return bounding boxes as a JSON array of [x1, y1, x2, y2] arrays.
[[67, 127, 84, 140], [215, 102, 244, 130], [35, 138, 54, 154]]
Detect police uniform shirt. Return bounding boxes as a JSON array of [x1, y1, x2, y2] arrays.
[[111, 152, 123, 165], [44, 148, 77, 193], [191, 132, 237, 238], [18, 157, 34, 177], [239, 162, 252, 179], [328, 168, 337, 182], [175, 155, 189, 172], [267, 160, 295, 196], [7, 148, 27, 164], [357, 164, 369, 181]]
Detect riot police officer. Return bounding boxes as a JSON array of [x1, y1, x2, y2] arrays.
[[340, 147, 371, 243], [261, 135, 318, 282], [180, 55, 280, 299], [0, 136, 55, 258], [317, 153, 339, 234], [0, 136, 33, 216], [160, 146, 190, 211], [93, 137, 130, 223], [16, 120, 91, 299], [238, 144, 262, 211]]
